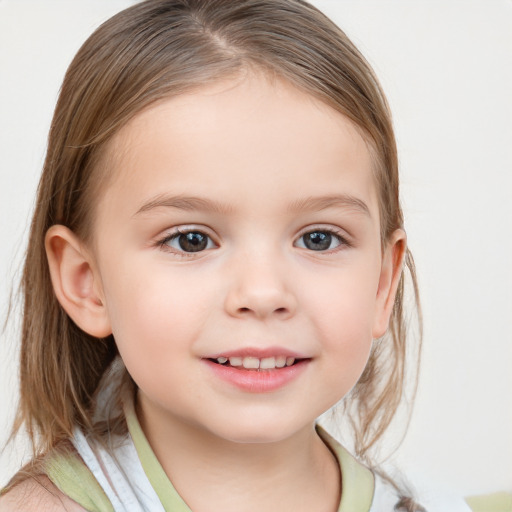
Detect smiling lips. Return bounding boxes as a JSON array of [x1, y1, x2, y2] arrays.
[[212, 355, 297, 370], [204, 349, 310, 392]]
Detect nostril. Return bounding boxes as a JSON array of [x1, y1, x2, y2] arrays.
[[238, 307, 288, 315]]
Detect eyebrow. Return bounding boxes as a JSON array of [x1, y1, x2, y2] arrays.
[[134, 194, 234, 216], [287, 194, 371, 217], [134, 193, 371, 217]]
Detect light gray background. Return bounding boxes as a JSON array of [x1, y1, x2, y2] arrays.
[[1, 0, 511, 495]]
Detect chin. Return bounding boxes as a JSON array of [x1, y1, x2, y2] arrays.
[[202, 413, 313, 445]]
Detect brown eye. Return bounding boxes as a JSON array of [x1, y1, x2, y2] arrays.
[[165, 231, 214, 253]]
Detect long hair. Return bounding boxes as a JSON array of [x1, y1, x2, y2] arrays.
[[7, 0, 422, 506]]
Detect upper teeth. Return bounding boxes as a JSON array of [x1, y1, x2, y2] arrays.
[[218, 356, 296, 369]]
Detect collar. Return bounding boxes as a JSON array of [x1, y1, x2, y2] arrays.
[[125, 397, 375, 512]]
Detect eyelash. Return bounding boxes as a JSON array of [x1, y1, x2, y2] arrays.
[[156, 226, 351, 256], [157, 228, 217, 257], [295, 226, 351, 253]]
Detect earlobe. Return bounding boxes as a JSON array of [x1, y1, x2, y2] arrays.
[[372, 229, 407, 339], [45, 225, 112, 338]]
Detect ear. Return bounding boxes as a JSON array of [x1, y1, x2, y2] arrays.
[[372, 229, 407, 339], [45, 225, 112, 338]]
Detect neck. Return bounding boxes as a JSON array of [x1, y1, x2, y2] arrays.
[[136, 396, 340, 512]]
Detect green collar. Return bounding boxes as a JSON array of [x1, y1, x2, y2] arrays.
[[126, 399, 375, 512], [317, 426, 375, 512]]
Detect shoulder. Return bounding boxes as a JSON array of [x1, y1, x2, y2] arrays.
[[0, 476, 87, 512]]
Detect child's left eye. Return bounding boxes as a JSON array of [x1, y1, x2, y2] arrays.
[[295, 230, 346, 251], [161, 230, 216, 253]]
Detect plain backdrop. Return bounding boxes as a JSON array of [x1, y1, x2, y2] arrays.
[[1, 0, 511, 496]]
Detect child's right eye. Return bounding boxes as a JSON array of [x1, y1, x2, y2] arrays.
[[160, 230, 216, 253]]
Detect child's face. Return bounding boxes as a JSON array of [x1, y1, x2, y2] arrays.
[[87, 73, 402, 443]]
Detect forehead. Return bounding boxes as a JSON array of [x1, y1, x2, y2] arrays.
[[96, 72, 378, 220]]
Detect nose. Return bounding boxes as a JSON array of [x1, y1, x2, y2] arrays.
[[224, 254, 297, 321]]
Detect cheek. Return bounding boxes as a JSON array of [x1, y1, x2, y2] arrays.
[[101, 261, 213, 361], [301, 265, 379, 387], [318, 297, 374, 376], [306, 264, 380, 339], [317, 302, 374, 399]]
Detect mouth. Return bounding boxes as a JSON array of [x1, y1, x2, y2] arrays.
[[203, 351, 310, 392], [207, 355, 305, 371]]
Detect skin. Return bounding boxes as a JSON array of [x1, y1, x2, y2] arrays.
[[42, 72, 405, 512], [0, 477, 86, 512]]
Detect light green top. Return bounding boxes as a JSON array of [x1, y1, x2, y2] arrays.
[[46, 404, 374, 512], [44, 406, 512, 512], [465, 492, 512, 512]]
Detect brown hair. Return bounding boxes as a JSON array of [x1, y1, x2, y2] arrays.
[[6, 0, 422, 506]]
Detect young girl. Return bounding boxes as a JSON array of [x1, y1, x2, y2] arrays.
[[0, 1, 509, 511]]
